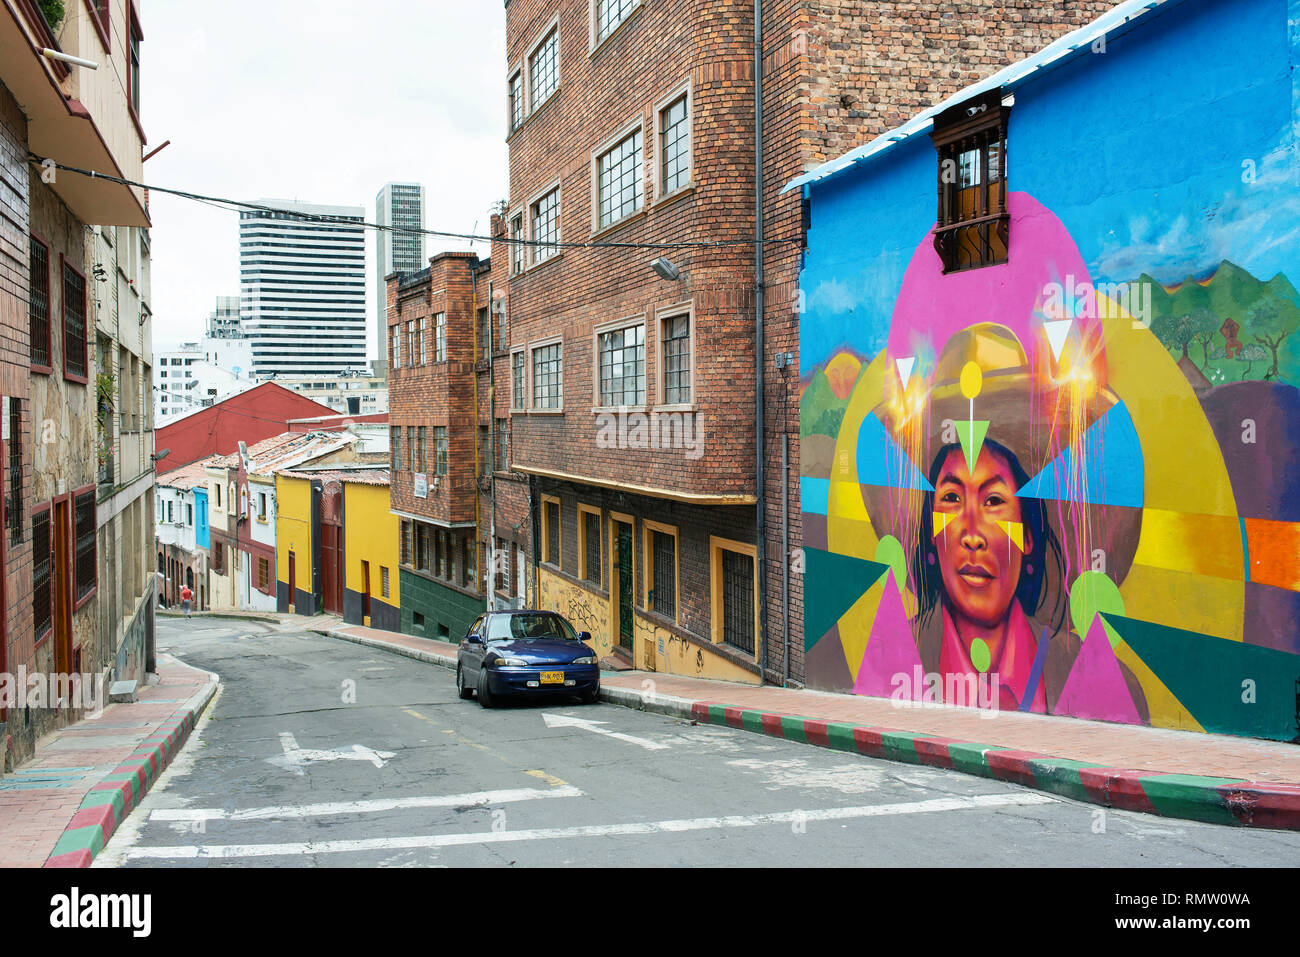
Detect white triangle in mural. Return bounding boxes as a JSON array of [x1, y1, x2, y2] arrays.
[[895, 356, 916, 388], [1044, 319, 1073, 362]]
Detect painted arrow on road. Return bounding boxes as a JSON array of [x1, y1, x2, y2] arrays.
[[266, 732, 396, 776], [541, 713, 669, 751]]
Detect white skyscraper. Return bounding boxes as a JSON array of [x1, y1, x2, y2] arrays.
[[240, 200, 367, 377], [375, 183, 427, 375]]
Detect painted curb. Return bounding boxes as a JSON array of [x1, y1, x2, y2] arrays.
[[42, 677, 220, 868], [687, 702, 1300, 831]]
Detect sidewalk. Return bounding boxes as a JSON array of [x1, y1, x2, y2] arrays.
[[308, 616, 1300, 830], [0, 653, 218, 867]]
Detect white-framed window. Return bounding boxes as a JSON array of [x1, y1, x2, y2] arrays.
[[508, 69, 523, 133], [595, 126, 643, 230], [435, 312, 446, 362], [594, 0, 639, 46], [433, 426, 448, 475], [660, 309, 692, 405], [528, 26, 559, 112], [658, 88, 691, 195], [511, 349, 526, 411], [417, 316, 427, 365], [391, 324, 401, 369], [532, 340, 563, 410], [530, 186, 560, 264], [597, 322, 645, 407], [510, 214, 524, 275]]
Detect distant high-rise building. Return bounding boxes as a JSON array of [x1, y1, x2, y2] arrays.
[[240, 200, 367, 377], [207, 295, 242, 339], [375, 183, 427, 375]]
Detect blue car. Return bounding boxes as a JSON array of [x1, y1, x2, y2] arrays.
[[456, 610, 601, 708]]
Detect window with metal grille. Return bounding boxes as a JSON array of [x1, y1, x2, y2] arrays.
[[931, 93, 1008, 273], [495, 418, 507, 472], [29, 238, 50, 368], [720, 548, 755, 654], [390, 427, 400, 470], [509, 71, 523, 133], [532, 342, 561, 408], [529, 28, 558, 111], [597, 129, 642, 229], [662, 314, 691, 404], [599, 324, 644, 406], [583, 511, 601, 587], [477, 306, 489, 358], [381, 566, 390, 598], [660, 94, 690, 194], [63, 263, 87, 379], [417, 426, 427, 474], [257, 556, 270, 591], [435, 529, 446, 578], [33, 509, 50, 641], [546, 500, 560, 565], [494, 537, 509, 592], [433, 426, 447, 475], [651, 531, 676, 619], [400, 520, 411, 566], [530, 188, 559, 264], [75, 490, 96, 602], [596, 0, 638, 42], [416, 523, 430, 572], [510, 215, 524, 275], [435, 312, 446, 362], [512, 351, 525, 409], [8, 398, 21, 545]]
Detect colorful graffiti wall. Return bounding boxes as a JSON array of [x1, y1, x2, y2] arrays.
[[798, 0, 1300, 741]]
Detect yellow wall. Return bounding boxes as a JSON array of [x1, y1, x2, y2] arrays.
[[343, 482, 400, 610], [536, 567, 759, 684], [275, 475, 314, 594]]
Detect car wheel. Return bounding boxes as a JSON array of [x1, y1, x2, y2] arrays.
[[581, 686, 599, 705], [477, 667, 496, 708], [456, 665, 474, 700]]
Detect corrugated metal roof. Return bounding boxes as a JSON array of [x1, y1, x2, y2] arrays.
[[782, 0, 1182, 195]]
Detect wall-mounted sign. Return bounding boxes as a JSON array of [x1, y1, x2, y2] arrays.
[[413, 473, 428, 498]]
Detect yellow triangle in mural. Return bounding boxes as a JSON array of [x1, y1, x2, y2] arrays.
[[838, 576, 887, 681], [933, 511, 955, 537], [1111, 636, 1204, 733], [996, 520, 1025, 552]]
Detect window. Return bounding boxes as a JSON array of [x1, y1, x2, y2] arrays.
[[74, 490, 96, 603], [931, 92, 1008, 273], [494, 537, 510, 593], [214, 483, 222, 508], [598, 324, 644, 406], [187, 503, 195, 526], [128, 7, 142, 116], [542, 496, 561, 566], [660, 93, 691, 194], [495, 418, 507, 472], [511, 351, 526, 410], [463, 537, 476, 588], [406, 427, 415, 471], [433, 426, 447, 475], [381, 566, 390, 598], [8, 398, 21, 545], [510, 215, 524, 275], [711, 538, 757, 655], [596, 129, 643, 229], [579, 505, 601, 587], [508, 70, 523, 133], [528, 28, 559, 111], [435, 529, 446, 578], [257, 556, 270, 591], [532, 342, 562, 409], [434, 312, 446, 362], [596, 0, 638, 44], [257, 493, 267, 520], [417, 426, 427, 474], [167, 501, 173, 523], [400, 520, 411, 566], [478, 425, 489, 475], [478, 306, 490, 358], [29, 237, 50, 370], [33, 508, 50, 642], [406, 320, 416, 366], [417, 316, 427, 365], [416, 523, 430, 572], [645, 522, 677, 620], [530, 187, 559, 264], [662, 313, 691, 404], [391, 324, 401, 369], [63, 261, 88, 381], [390, 427, 401, 471]]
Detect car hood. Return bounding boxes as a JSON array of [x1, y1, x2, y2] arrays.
[[488, 638, 597, 663]]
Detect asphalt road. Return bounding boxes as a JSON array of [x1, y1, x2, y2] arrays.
[[94, 616, 1300, 868]]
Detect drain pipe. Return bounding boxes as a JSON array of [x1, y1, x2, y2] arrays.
[[754, 0, 768, 684]]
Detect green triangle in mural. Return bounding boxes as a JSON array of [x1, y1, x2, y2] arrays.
[[1102, 613, 1300, 742], [804, 548, 890, 652], [958, 420, 990, 473]]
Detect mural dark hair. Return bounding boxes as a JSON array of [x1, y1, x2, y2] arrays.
[[911, 438, 1067, 632]]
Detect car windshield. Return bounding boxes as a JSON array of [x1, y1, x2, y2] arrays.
[[486, 613, 577, 642]]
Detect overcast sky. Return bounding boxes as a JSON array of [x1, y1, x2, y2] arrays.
[[144, 1, 508, 360]]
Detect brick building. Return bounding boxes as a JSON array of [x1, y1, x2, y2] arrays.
[[496, 0, 1123, 684]]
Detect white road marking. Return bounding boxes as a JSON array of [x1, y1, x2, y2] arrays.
[[266, 731, 396, 775], [541, 712, 669, 751], [124, 792, 1057, 860], [148, 785, 584, 822]]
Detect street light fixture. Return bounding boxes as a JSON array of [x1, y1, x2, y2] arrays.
[[649, 257, 680, 281]]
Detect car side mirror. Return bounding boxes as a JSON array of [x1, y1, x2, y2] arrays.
[[467, 633, 484, 645], [577, 631, 591, 642]]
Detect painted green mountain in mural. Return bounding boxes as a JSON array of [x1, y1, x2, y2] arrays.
[[1140, 261, 1300, 386]]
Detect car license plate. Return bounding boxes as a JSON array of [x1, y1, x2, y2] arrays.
[[540, 671, 564, 685]]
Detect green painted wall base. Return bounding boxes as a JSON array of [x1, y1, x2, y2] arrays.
[[399, 570, 482, 643]]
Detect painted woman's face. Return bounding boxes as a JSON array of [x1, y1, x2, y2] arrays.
[[933, 446, 1032, 630]]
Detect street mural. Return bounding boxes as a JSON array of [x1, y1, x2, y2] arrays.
[[801, 186, 1300, 742]]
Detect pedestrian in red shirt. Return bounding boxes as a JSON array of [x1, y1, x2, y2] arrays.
[[180, 585, 193, 619]]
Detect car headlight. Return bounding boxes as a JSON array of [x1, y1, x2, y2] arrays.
[[571, 656, 597, 665], [493, 657, 529, 668]]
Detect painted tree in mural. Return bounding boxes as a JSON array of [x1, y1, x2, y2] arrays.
[[1246, 300, 1292, 380], [1189, 308, 1219, 367], [1213, 343, 1271, 379], [1152, 309, 1217, 363]]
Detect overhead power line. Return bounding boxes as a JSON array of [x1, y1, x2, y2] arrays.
[[30, 155, 802, 252]]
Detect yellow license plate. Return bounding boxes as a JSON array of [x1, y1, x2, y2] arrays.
[[540, 671, 565, 685]]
